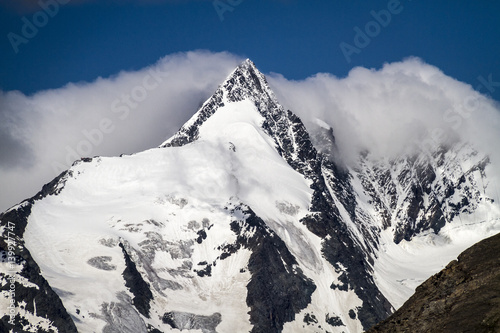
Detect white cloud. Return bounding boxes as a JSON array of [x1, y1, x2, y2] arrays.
[[1, 52, 500, 212], [0, 50, 243, 211], [268, 57, 500, 168]]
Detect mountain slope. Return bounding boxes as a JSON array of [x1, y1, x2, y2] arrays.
[[163, 59, 394, 330], [0, 59, 499, 333], [367, 231, 500, 333]]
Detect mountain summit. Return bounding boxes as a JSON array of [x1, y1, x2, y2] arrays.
[[1, 60, 499, 333]]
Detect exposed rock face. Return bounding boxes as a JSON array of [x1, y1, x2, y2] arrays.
[[0, 172, 78, 333], [228, 205, 317, 333], [367, 232, 500, 333], [354, 143, 491, 244], [162, 311, 222, 333]]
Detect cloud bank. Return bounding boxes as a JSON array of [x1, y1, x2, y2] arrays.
[[1, 51, 499, 212], [268, 58, 500, 166], [0, 51, 243, 211]]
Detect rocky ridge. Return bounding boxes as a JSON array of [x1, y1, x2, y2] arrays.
[[367, 231, 500, 333]]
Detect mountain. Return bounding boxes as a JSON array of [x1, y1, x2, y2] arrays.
[[367, 231, 500, 333], [0, 59, 499, 333]]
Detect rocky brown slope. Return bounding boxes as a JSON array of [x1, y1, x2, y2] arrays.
[[367, 232, 500, 333]]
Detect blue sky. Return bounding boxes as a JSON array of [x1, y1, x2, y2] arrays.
[[1, 0, 499, 100]]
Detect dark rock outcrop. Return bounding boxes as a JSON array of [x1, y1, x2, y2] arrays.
[[228, 205, 317, 333], [0, 171, 77, 333], [367, 232, 500, 333], [119, 242, 153, 318]]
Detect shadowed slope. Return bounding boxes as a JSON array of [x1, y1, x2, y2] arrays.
[[367, 232, 500, 333]]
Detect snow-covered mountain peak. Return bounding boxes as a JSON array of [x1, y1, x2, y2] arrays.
[[222, 58, 279, 105], [160, 59, 284, 148], [1, 60, 499, 333]]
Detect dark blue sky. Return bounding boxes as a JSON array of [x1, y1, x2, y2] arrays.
[[1, 0, 499, 100]]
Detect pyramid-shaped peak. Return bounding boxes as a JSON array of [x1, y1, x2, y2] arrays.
[[161, 59, 283, 148], [220, 58, 275, 102], [235, 58, 258, 70], [238, 58, 262, 74], [241, 58, 256, 67]]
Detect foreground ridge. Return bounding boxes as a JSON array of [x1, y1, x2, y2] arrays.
[[367, 231, 500, 333]]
